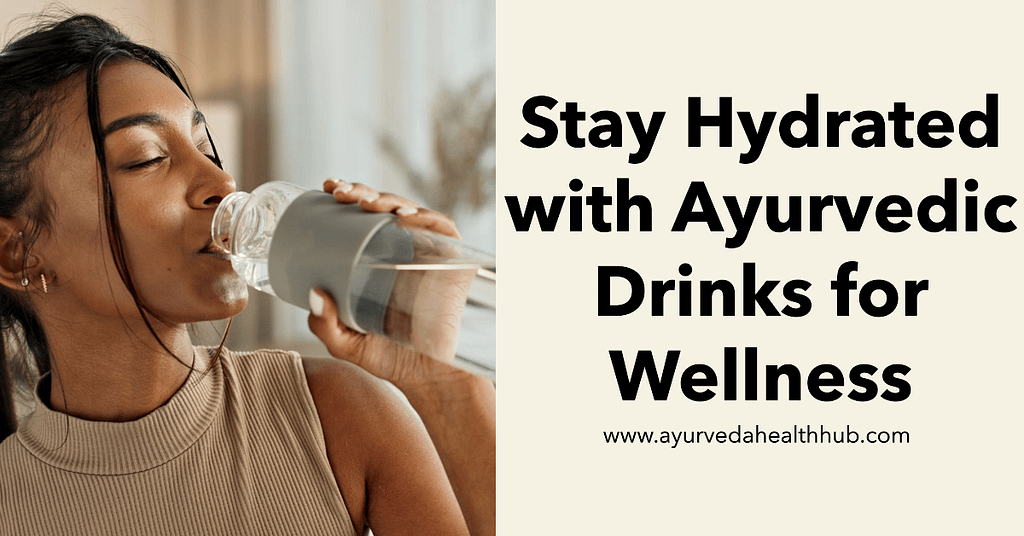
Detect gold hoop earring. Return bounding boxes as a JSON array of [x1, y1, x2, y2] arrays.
[[41, 274, 48, 294]]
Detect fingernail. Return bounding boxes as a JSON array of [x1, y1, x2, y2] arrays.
[[333, 181, 353, 195], [359, 192, 380, 204], [396, 206, 418, 216], [309, 289, 324, 316]]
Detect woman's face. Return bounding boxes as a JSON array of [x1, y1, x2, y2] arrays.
[[34, 60, 248, 325]]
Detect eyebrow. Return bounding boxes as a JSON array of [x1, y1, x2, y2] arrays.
[[102, 109, 207, 137]]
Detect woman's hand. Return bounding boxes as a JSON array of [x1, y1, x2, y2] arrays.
[[306, 179, 473, 387]]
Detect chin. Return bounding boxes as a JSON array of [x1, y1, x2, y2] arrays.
[[213, 273, 250, 313]]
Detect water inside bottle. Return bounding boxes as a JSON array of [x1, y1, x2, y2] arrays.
[[357, 261, 494, 270], [231, 255, 276, 295]]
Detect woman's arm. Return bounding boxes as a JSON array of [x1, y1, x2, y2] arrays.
[[308, 295, 496, 536], [397, 359, 496, 536], [303, 357, 470, 536]]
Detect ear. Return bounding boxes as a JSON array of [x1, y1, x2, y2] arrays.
[[0, 217, 35, 291]]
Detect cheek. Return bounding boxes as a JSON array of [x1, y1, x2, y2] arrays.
[[117, 206, 186, 273], [49, 213, 113, 279]]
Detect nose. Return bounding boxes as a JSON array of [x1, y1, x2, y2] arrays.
[[188, 151, 236, 209]]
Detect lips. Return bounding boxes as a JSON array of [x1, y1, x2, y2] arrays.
[[199, 237, 231, 259]]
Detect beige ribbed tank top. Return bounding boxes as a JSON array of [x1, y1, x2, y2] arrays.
[[0, 347, 357, 535]]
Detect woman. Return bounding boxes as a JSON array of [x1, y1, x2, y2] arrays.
[[0, 13, 494, 536]]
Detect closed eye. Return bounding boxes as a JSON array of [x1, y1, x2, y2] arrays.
[[128, 156, 166, 170]]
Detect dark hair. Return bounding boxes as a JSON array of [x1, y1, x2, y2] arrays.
[[0, 13, 223, 439]]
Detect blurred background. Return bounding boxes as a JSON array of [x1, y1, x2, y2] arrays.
[[0, 0, 496, 374]]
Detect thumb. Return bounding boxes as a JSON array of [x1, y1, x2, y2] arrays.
[[307, 288, 366, 361]]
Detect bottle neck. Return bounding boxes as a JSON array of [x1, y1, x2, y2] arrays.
[[211, 181, 309, 257], [211, 190, 252, 255]]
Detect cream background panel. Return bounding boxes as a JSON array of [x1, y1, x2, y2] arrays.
[[498, 1, 1022, 534]]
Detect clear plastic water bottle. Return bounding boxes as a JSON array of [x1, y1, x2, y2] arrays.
[[211, 181, 495, 361]]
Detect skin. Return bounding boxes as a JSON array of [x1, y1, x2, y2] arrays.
[[0, 61, 494, 535]]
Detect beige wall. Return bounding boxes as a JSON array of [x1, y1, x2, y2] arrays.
[[1, 1, 175, 50]]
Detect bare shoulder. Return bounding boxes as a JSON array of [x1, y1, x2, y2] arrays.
[[302, 357, 420, 531], [301, 357, 467, 534], [301, 356, 426, 461], [302, 357, 380, 407], [301, 357, 418, 430]]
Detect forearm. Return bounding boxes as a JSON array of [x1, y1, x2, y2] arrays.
[[397, 362, 496, 536]]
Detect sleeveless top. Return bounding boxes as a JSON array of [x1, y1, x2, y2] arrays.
[[0, 347, 357, 535]]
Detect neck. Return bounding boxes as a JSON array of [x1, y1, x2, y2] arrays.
[[43, 318, 196, 422]]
